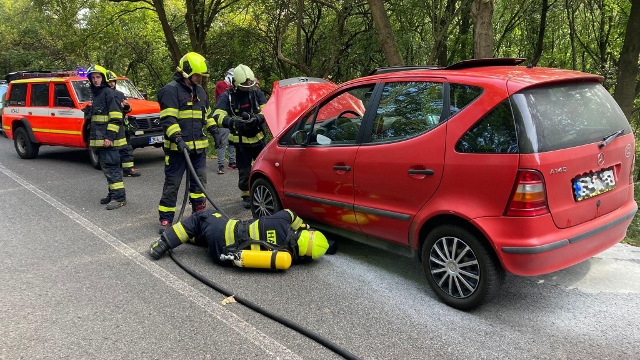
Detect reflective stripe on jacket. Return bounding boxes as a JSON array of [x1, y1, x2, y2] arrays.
[[157, 73, 216, 152]]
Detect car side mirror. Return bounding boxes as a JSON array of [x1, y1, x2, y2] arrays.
[[291, 130, 309, 146], [57, 97, 75, 108]]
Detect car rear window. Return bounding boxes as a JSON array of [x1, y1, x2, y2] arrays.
[[8, 83, 27, 106], [510, 82, 631, 153]]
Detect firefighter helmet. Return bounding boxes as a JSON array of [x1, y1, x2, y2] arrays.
[[106, 70, 118, 82], [233, 64, 256, 91], [178, 52, 209, 77], [225, 68, 234, 84], [87, 64, 108, 81], [297, 229, 329, 259]]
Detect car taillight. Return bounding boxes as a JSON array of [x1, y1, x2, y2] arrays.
[[504, 169, 549, 217]]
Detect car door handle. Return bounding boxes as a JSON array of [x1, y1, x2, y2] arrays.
[[408, 169, 434, 175], [334, 165, 351, 171]]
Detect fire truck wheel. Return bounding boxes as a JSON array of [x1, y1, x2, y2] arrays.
[[88, 147, 101, 170], [14, 127, 40, 159]]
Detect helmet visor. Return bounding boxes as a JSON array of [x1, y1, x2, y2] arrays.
[[237, 78, 256, 91]]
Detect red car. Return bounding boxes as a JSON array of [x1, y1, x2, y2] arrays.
[[249, 58, 637, 310]]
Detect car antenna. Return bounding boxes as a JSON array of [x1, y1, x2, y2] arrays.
[[527, 55, 542, 68]]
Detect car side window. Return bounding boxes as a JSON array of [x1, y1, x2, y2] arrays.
[[455, 99, 518, 154], [30, 83, 49, 107], [304, 84, 375, 145], [448, 84, 483, 119], [8, 83, 27, 106], [370, 81, 443, 143]]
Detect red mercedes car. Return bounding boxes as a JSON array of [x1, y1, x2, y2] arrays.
[[249, 58, 637, 310]]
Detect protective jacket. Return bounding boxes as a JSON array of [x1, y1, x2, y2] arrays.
[[157, 72, 216, 151], [162, 209, 306, 264], [89, 84, 126, 149], [213, 88, 267, 147]]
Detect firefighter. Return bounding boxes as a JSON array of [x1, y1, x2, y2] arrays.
[[157, 52, 221, 234], [149, 209, 330, 270], [106, 70, 141, 180], [87, 64, 127, 210], [212, 64, 268, 209]]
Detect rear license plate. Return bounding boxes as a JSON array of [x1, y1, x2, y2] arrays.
[[572, 167, 616, 202], [149, 135, 164, 144]]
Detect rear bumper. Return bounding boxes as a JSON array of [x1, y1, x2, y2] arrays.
[[472, 200, 637, 276]]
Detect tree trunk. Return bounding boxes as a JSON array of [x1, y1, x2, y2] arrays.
[[565, 0, 577, 69], [151, 0, 182, 66], [471, 0, 494, 58], [532, 0, 550, 62], [613, 0, 640, 119], [368, 0, 404, 66]]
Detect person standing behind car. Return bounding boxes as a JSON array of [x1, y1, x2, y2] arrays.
[[213, 64, 267, 209], [106, 70, 141, 179], [156, 52, 221, 234], [87, 64, 127, 210], [213, 68, 237, 174]]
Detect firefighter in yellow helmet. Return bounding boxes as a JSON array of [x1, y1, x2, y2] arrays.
[[156, 52, 221, 233], [105, 70, 141, 182], [87, 64, 127, 210], [149, 208, 334, 269], [212, 64, 268, 209]]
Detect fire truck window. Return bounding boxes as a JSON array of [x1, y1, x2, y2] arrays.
[[30, 83, 49, 107], [8, 83, 27, 106], [54, 84, 72, 106]]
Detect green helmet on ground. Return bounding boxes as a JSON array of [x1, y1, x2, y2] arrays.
[[297, 229, 329, 260], [233, 64, 256, 91], [179, 52, 209, 77]]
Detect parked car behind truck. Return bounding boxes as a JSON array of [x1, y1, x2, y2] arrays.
[[1, 70, 163, 168], [250, 58, 637, 310]]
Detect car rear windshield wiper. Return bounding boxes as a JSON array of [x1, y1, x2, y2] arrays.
[[598, 129, 624, 148]]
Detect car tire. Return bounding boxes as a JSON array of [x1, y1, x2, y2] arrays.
[[250, 178, 282, 218], [88, 147, 101, 170], [421, 225, 504, 310], [14, 127, 40, 159]]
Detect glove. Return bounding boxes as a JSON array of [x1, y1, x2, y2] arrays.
[[174, 135, 188, 153], [255, 113, 266, 125], [210, 126, 222, 149]]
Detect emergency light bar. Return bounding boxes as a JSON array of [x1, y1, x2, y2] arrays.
[[5, 70, 84, 83]]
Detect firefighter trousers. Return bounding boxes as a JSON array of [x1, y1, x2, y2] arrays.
[[98, 147, 126, 202], [234, 144, 264, 198], [158, 150, 207, 223]]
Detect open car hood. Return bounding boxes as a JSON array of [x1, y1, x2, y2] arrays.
[[262, 77, 337, 136]]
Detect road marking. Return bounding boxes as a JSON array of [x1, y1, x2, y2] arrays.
[[0, 163, 301, 360]]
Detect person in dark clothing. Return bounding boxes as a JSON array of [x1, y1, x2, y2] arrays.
[[212, 64, 268, 209], [213, 68, 237, 174], [106, 70, 141, 179], [87, 64, 127, 210], [149, 209, 330, 269], [156, 52, 221, 234]]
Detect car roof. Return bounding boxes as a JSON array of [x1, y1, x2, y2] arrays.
[[355, 58, 602, 93]]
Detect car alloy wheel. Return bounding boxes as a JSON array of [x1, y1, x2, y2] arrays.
[[422, 225, 504, 310], [428, 235, 480, 299], [250, 178, 282, 218]]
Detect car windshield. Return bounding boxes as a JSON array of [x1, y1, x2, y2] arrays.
[[510, 82, 631, 153], [116, 79, 144, 99], [71, 78, 144, 102], [72, 80, 93, 103]]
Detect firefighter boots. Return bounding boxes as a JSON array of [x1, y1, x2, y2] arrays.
[[106, 199, 126, 210], [150, 237, 171, 260], [100, 195, 111, 205], [158, 220, 171, 234]]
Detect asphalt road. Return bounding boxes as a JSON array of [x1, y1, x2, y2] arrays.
[[1, 134, 639, 359]]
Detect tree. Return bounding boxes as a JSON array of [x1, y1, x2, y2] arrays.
[[471, 0, 494, 58], [613, 0, 640, 119], [368, 0, 403, 66]]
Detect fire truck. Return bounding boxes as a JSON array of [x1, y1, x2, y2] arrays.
[[1, 70, 163, 169]]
